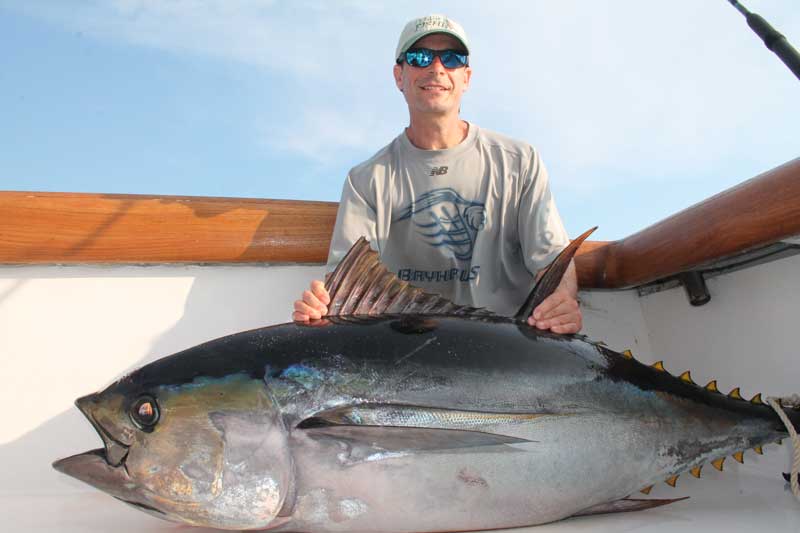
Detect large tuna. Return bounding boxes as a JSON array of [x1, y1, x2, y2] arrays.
[[53, 230, 799, 531]]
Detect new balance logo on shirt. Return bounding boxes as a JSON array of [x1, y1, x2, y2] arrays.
[[430, 166, 448, 176]]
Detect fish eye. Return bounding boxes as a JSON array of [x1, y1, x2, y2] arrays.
[[130, 396, 160, 430]]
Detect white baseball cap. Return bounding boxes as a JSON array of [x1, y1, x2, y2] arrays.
[[395, 14, 470, 62]]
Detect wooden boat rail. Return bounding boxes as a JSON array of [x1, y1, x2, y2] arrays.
[[1, 158, 798, 289]]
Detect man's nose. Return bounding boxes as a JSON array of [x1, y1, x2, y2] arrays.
[[427, 56, 447, 72]]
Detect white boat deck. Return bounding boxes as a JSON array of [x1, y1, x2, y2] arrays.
[[2, 254, 799, 531]]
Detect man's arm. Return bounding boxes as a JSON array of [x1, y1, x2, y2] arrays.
[[516, 148, 582, 333], [527, 259, 582, 334]]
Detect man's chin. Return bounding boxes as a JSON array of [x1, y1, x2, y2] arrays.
[[411, 101, 457, 116]]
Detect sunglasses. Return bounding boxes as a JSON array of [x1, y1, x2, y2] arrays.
[[400, 48, 469, 69]]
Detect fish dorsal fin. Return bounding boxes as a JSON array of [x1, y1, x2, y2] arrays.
[[514, 227, 597, 321], [324, 237, 495, 317]]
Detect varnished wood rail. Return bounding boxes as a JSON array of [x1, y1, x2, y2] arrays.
[[580, 157, 800, 288], [1, 157, 798, 289], [0, 192, 338, 264]]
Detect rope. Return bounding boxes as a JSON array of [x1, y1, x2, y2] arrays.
[[767, 396, 800, 503]]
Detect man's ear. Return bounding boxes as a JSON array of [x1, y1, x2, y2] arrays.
[[393, 63, 404, 92], [462, 66, 472, 93]]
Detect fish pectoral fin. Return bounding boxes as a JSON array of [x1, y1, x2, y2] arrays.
[[299, 403, 558, 431], [571, 496, 689, 518], [297, 404, 544, 463], [300, 425, 531, 462]]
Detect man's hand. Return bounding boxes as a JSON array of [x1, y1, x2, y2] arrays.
[[293, 280, 330, 322], [527, 288, 582, 333], [527, 259, 582, 334]]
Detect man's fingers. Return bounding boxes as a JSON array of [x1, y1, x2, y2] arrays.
[[531, 294, 559, 320], [292, 311, 310, 322], [540, 299, 578, 321], [294, 300, 322, 320], [528, 292, 583, 333], [302, 290, 328, 315], [532, 293, 577, 321], [310, 280, 330, 305], [551, 323, 580, 334]]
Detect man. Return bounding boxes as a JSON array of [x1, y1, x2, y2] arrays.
[[293, 14, 582, 333]]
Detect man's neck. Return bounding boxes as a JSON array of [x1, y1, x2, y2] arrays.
[[405, 115, 469, 150]]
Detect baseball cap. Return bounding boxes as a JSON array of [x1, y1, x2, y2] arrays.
[[395, 14, 470, 62]]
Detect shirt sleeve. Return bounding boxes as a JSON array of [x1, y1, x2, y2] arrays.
[[517, 148, 570, 275], [326, 173, 379, 272]]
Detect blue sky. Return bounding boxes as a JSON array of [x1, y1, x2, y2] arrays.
[[1, 1, 798, 240]]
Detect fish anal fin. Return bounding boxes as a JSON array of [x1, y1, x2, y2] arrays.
[[514, 226, 597, 321], [323, 237, 495, 318], [571, 497, 689, 518]]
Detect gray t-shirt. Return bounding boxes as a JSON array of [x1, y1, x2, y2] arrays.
[[327, 123, 569, 317]]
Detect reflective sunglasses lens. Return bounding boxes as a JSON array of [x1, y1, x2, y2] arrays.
[[406, 50, 433, 67], [440, 51, 467, 68]]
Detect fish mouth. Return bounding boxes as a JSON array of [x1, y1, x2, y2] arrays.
[[52, 447, 131, 491], [53, 394, 130, 477], [77, 393, 131, 467]]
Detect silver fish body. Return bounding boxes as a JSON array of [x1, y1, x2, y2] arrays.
[[53, 315, 794, 531]]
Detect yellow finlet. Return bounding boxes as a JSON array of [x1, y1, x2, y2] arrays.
[[705, 380, 719, 393], [690, 466, 703, 478], [712, 457, 726, 471], [640, 485, 653, 495], [750, 393, 763, 405], [678, 371, 695, 384], [754, 445, 764, 455], [733, 451, 745, 464], [651, 361, 666, 372], [622, 349, 633, 359], [665, 475, 679, 487], [729, 387, 743, 400]]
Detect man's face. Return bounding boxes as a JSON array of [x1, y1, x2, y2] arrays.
[[393, 33, 472, 117]]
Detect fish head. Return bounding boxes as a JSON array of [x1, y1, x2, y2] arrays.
[[53, 371, 293, 529]]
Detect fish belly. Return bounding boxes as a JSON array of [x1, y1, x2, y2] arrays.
[[277, 413, 661, 533]]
